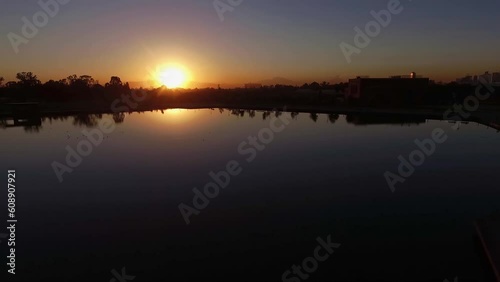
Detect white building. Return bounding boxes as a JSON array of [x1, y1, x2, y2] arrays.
[[492, 72, 500, 85], [479, 72, 493, 84]]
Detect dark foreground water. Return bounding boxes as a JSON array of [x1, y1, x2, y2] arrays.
[[1, 109, 499, 281]]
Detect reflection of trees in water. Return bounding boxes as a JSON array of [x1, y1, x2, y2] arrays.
[[310, 113, 318, 123], [1, 117, 43, 132], [328, 114, 339, 124], [230, 109, 246, 117], [23, 126, 42, 133], [113, 113, 126, 124], [72, 114, 103, 127], [345, 114, 426, 127], [215, 109, 287, 120], [262, 111, 272, 120], [216, 109, 284, 120], [42, 116, 70, 124], [247, 110, 256, 118]]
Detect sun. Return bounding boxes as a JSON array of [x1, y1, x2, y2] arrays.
[[158, 68, 187, 88], [148, 63, 191, 88]]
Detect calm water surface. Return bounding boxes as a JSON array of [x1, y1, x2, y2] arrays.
[[1, 109, 499, 281]]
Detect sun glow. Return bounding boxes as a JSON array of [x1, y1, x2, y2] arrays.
[[154, 66, 189, 89]]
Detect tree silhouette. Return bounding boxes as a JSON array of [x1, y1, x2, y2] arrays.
[[309, 82, 321, 91], [66, 75, 78, 85], [65, 75, 97, 94], [69, 75, 95, 87], [79, 75, 95, 87], [16, 72, 41, 87], [107, 76, 123, 87], [5, 81, 17, 88], [0, 77, 4, 87], [43, 80, 67, 92]]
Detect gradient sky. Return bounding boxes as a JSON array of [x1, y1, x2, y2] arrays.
[[1, 0, 499, 86]]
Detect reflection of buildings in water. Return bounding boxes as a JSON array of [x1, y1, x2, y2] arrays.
[[346, 111, 500, 131], [346, 114, 426, 127], [0, 117, 42, 128], [0, 116, 43, 133], [490, 123, 500, 131], [0, 114, 105, 132], [1, 113, 125, 133], [470, 112, 500, 131], [0, 103, 43, 132]]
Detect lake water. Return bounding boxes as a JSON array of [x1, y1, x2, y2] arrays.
[[1, 109, 499, 281]]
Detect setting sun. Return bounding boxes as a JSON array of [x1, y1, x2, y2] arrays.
[[158, 68, 187, 88]]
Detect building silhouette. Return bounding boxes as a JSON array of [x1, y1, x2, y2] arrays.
[[347, 72, 429, 106], [493, 72, 500, 85]]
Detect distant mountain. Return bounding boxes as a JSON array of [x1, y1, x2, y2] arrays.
[[257, 77, 297, 86], [128, 80, 236, 89], [188, 81, 219, 89], [128, 81, 153, 89], [128, 77, 303, 89], [327, 75, 348, 84], [189, 81, 243, 89]]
